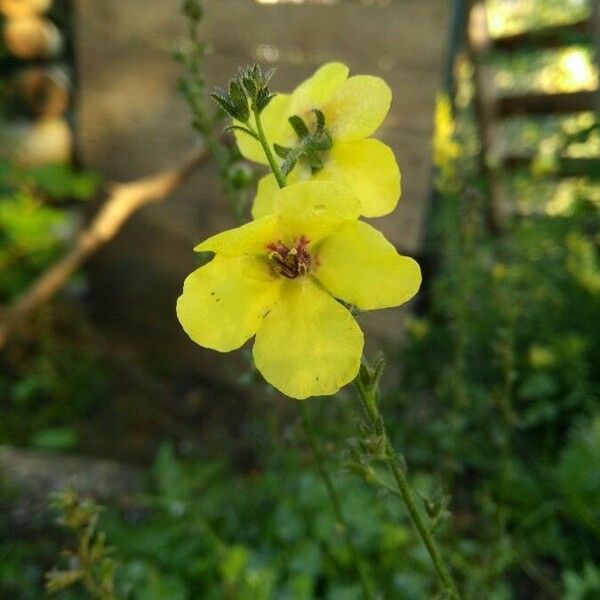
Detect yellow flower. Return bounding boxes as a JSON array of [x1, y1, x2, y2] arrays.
[[177, 181, 421, 400], [235, 62, 401, 220]]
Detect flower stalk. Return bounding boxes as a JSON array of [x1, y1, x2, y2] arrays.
[[253, 108, 287, 189], [354, 363, 463, 600]]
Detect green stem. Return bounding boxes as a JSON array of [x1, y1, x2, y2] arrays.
[[254, 98, 373, 599], [300, 403, 376, 600], [354, 377, 463, 600], [253, 108, 286, 189]]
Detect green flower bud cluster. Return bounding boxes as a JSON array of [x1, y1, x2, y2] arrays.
[[275, 109, 333, 176], [211, 64, 277, 123]]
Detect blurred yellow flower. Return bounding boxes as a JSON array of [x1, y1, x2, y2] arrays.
[[177, 181, 421, 399], [235, 62, 401, 219], [433, 94, 461, 182]]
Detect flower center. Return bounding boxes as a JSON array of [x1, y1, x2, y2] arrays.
[[267, 236, 312, 279]]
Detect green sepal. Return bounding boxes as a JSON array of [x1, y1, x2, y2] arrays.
[[273, 144, 292, 159], [241, 76, 257, 98], [305, 150, 324, 173], [211, 89, 238, 119], [228, 80, 250, 122], [313, 109, 325, 131], [288, 115, 309, 139], [310, 130, 332, 152], [255, 89, 276, 113]]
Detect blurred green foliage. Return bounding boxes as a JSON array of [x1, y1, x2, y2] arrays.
[[486, 0, 589, 36], [398, 47, 599, 592], [2, 443, 441, 599], [0, 155, 107, 450], [2, 0, 599, 598], [0, 160, 99, 302]]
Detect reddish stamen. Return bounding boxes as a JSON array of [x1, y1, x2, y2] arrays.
[[267, 236, 312, 278]]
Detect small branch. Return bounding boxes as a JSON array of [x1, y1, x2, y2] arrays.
[[354, 374, 463, 600], [0, 146, 209, 350]]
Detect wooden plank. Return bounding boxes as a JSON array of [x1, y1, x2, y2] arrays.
[[496, 90, 597, 117], [202, 0, 448, 72], [491, 19, 590, 51], [467, 0, 503, 231], [503, 155, 600, 179]]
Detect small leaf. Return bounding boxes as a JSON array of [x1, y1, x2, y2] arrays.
[[274, 144, 292, 159], [30, 427, 80, 451], [288, 115, 309, 139]]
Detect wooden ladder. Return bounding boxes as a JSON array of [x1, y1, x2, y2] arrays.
[[466, 0, 600, 227]]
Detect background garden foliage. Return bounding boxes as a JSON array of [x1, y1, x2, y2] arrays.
[[1, 0, 599, 598]]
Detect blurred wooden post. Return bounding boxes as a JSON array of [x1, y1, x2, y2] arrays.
[[466, 0, 503, 232]]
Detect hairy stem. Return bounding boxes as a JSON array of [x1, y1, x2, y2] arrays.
[[253, 108, 286, 189], [300, 403, 376, 600], [354, 376, 463, 600]]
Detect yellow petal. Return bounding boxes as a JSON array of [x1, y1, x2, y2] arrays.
[[251, 173, 280, 220], [273, 180, 360, 242], [195, 215, 283, 256], [177, 255, 281, 352], [315, 139, 401, 217], [291, 62, 349, 115], [250, 166, 309, 220], [314, 220, 421, 310], [234, 93, 293, 165], [253, 278, 363, 399], [323, 75, 391, 142]]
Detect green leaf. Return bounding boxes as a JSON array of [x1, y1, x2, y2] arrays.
[[30, 427, 80, 451], [23, 165, 100, 201], [288, 115, 309, 139]]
